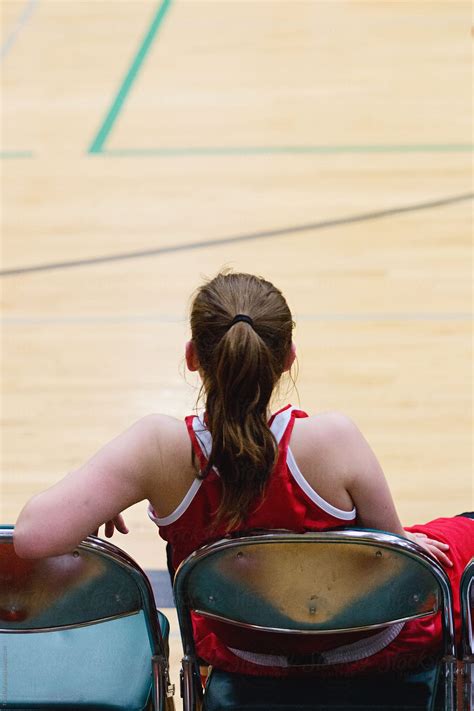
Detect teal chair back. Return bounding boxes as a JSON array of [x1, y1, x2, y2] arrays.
[[174, 529, 456, 711], [461, 558, 474, 711], [0, 525, 172, 710]]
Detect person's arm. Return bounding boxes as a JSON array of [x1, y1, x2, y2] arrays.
[[14, 414, 165, 559], [332, 414, 452, 567]]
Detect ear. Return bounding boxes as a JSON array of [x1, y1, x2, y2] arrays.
[[283, 342, 296, 372], [185, 340, 200, 372]]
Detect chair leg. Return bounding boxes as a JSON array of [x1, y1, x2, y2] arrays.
[[462, 659, 473, 711], [152, 654, 175, 711], [181, 655, 203, 711], [442, 656, 457, 711]]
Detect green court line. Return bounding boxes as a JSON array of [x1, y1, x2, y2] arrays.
[[0, 150, 33, 158], [103, 143, 473, 157], [89, 0, 172, 154]]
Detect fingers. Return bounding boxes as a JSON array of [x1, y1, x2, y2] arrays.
[[421, 540, 453, 567], [427, 539, 449, 551], [426, 546, 453, 567], [408, 532, 453, 567], [113, 514, 129, 534], [101, 516, 129, 538]]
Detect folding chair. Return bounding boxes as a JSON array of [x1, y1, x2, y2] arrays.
[[174, 529, 457, 711], [461, 558, 474, 711], [0, 524, 175, 710]]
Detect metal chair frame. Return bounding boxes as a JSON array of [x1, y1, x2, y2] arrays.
[[0, 524, 174, 710], [173, 528, 457, 711], [461, 558, 474, 711]]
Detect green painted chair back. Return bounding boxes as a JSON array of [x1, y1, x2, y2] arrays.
[[0, 525, 172, 710], [174, 529, 456, 711]]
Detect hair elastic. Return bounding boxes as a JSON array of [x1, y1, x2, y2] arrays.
[[229, 314, 254, 329]]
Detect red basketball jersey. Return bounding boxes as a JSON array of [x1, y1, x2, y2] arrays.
[[149, 405, 356, 571], [148, 406, 473, 676]]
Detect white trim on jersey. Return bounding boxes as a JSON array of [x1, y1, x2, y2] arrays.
[[147, 477, 203, 527], [147, 415, 213, 527], [271, 406, 356, 521], [192, 414, 213, 460], [269, 404, 295, 443], [286, 447, 356, 521], [148, 406, 356, 528]]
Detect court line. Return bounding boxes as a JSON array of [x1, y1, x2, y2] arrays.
[[146, 569, 174, 607], [0, 151, 33, 159], [1, 313, 471, 326], [1, 314, 186, 325], [0, 191, 471, 279], [104, 144, 473, 157], [297, 313, 472, 323], [0, 0, 38, 63], [1, 1, 37, 158], [89, 0, 172, 154]]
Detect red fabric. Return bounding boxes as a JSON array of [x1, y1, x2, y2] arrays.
[[154, 407, 473, 677], [158, 406, 353, 571], [188, 516, 473, 678]]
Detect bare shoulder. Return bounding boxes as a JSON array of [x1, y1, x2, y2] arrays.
[[293, 411, 363, 450], [143, 413, 199, 518], [140, 412, 186, 434], [291, 411, 372, 488], [288, 412, 361, 511], [294, 413, 403, 535], [136, 412, 191, 463], [138, 412, 184, 431]]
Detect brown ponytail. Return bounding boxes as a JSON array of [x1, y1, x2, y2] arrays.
[[190, 272, 294, 530]]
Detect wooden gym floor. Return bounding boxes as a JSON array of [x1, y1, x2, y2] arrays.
[[1, 1, 472, 703]]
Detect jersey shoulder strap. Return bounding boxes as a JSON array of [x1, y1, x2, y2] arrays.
[[269, 405, 308, 449], [185, 414, 211, 470]]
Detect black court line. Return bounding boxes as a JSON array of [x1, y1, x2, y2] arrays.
[[1, 192, 472, 278]]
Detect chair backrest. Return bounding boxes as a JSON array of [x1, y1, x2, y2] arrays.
[[174, 529, 456, 667], [0, 525, 168, 710]]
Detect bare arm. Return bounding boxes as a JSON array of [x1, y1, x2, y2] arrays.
[[14, 414, 166, 558], [326, 414, 452, 566], [338, 416, 405, 535]]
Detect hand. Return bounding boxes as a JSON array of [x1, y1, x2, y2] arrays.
[[404, 530, 453, 567], [92, 514, 129, 539]]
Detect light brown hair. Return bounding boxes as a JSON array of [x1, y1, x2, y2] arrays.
[[190, 272, 294, 529]]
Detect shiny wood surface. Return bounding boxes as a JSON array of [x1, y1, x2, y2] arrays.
[[1, 1, 472, 701]]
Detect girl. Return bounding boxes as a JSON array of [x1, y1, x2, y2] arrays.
[[14, 271, 473, 677]]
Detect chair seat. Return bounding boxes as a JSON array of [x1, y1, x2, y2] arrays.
[[1, 610, 165, 710], [203, 666, 442, 711]]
